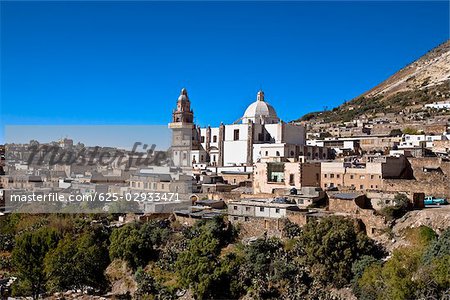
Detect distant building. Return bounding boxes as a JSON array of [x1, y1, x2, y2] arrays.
[[424, 101, 450, 110]]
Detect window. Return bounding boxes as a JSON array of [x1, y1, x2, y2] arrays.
[[360, 185, 364, 189], [267, 162, 284, 182], [370, 175, 374, 179], [330, 174, 334, 178], [290, 151, 294, 156], [289, 174, 295, 185], [360, 175, 365, 179], [350, 175, 354, 179], [336, 174, 340, 178], [244, 217, 249, 222], [385, 200, 390, 204], [161, 184, 164, 189], [265, 151, 268, 156], [245, 207, 250, 211], [213, 135, 217, 143], [233, 129, 239, 140], [201, 136, 205, 143], [233, 216, 238, 220], [233, 206, 238, 210], [324, 183, 328, 187], [259, 207, 265, 212], [276, 151, 280, 156], [275, 208, 280, 213], [324, 174, 327, 178]]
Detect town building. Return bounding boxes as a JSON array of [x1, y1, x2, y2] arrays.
[[253, 158, 321, 194], [424, 100, 450, 110], [320, 155, 412, 191]]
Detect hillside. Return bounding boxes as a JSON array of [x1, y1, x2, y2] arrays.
[[299, 40, 450, 123]]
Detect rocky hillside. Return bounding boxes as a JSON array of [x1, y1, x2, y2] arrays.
[[299, 40, 450, 123], [364, 40, 450, 98]]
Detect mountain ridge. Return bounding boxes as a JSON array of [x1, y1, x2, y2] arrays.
[[299, 40, 450, 123]]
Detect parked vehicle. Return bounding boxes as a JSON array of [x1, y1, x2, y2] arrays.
[[424, 196, 448, 205]]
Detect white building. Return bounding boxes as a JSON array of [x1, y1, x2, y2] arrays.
[[399, 134, 447, 149], [424, 101, 450, 110], [170, 89, 306, 168]]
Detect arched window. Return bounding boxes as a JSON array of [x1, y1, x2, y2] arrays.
[[276, 151, 280, 156]]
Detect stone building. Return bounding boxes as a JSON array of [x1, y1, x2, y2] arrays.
[[253, 158, 321, 194], [321, 155, 412, 191], [384, 157, 450, 199], [227, 198, 316, 237], [327, 192, 388, 237]]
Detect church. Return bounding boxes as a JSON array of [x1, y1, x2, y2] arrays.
[[169, 88, 307, 168]]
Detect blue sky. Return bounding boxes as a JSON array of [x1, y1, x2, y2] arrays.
[[1, 1, 449, 144]]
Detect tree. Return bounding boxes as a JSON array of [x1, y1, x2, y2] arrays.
[[389, 129, 403, 137], [355, 226, 448, 300], [134, 267, 158, 299], [44, 231, 110, 293], [12, 228, 59, 299], [109, 223, 154, 270], [422, 227, 450, 264], [176, 227, 221, 299], [175, 217, 238, 299], [295, 216, 382, 287], [379, 193, 410, 221]]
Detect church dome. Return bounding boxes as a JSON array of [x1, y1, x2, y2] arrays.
[[242, 90, 279, 124]]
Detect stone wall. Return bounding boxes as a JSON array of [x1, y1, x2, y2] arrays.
[[230, 212, 310, 239], [384, 157, 450, 199]]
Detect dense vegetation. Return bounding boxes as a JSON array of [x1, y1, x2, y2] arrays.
[[353, 226, 450, 300], [0, 214, 449, 299]]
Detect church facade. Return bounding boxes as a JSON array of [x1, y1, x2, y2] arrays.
[[170, 88, 307, 168]]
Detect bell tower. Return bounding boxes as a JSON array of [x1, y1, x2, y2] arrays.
[[172, 88, 193, 123], [169, 88, 194, 169]]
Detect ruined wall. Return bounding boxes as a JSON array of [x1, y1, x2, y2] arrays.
[[230, 212, 309, 239], [230, 217, 284, 238], [328, 198, 360, 214], [384, 157, 450, 199]]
